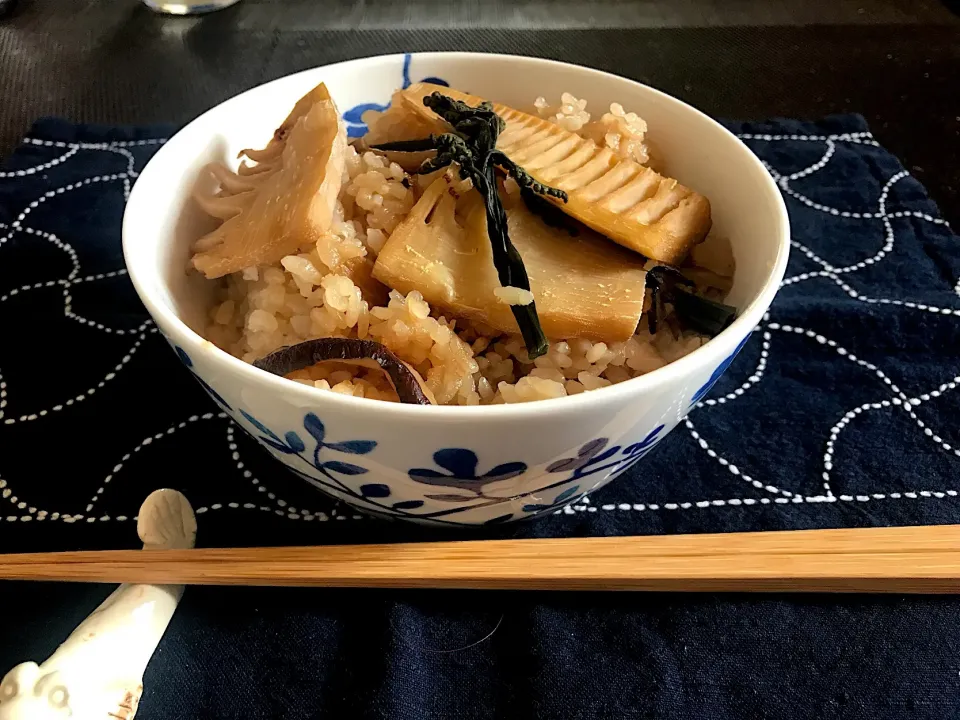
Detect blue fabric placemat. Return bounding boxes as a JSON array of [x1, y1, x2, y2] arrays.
[[1, 115, 959, 719]]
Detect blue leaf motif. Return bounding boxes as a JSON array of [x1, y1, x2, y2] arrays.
[[197, 379, 232, 411], [578, 438, 608, 458], [553, 485, 581, 504], [423, 493, 476, 502], [641, 424, 663, 445], [262, 438, 297, 454], [175, 346, 193, 367], [341, 54, 450, 138], [342, 102, 385, 123], [325, 439, 377, 455], [591, 447, 620, 465], [241, 410, 392, 512], [241, 409, 276, 438], [323, 460, 368, 476], [284, 431, 305, 453], [392, 500, 424, 510], [303, 413, 326, 444], [546, 438, 610, 474], [483, 462, 527, 482], [346, 124, 370, 140], [433, 448, 479, 478], [624, 425, 665, 455], [360, 483, 391, 498], [546, 436, 642, 482], [409, 450, 528, 494], [408, 468, 448, 481], [545, 456, 580, 474]]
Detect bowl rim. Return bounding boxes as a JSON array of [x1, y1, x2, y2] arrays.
[[123, 50, 790, 420]]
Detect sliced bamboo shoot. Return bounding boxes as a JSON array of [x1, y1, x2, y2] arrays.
[[191, 83, 347, 278], [372, 178, 648, 343], [366, 83, 711, 265]]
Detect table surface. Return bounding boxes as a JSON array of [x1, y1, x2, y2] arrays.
[[2, 3, 960, 719], [1, 0, 959, 226]]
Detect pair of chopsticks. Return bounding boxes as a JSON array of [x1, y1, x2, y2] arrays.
[[1, 525, 959, 592]]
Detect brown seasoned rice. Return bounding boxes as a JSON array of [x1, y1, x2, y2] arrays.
[[534, 92, 653, 166]]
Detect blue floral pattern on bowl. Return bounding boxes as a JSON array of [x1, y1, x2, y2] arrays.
[[409, 449, 527, 494], [238, 409, 505, 522], [228, 405, 669, 526], [342, 54, 449, 138], [545, 425, 665, 484]]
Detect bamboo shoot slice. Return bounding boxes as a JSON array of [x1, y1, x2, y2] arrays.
[[372, 178, 649, 343], [366, 83, 711, 265]]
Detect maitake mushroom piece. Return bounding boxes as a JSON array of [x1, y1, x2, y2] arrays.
[[191, 82, 347, 279]]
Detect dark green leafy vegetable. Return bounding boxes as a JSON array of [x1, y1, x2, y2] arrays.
[[254, 338, 434, 405], [671, 287, 739, 336], [519, 186, 580, 236], [645, 265, 737, 336], [371, 92, 570, 359]]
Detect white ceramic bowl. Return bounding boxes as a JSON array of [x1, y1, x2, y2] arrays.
[[123, 52, 789, 526]]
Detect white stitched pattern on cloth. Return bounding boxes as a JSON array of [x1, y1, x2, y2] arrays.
[[0, 146, 79, 178]]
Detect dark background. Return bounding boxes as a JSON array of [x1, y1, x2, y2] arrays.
[[1, 0, 958, 224], [2, 2, 960, 719]]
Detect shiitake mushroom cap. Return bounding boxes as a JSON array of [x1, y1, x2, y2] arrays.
[[254, 338, 435, 405]]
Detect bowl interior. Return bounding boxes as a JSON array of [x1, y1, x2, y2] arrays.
[[125, 52, 786, 371]]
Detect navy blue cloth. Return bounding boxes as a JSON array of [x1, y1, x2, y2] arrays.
[[1, 116, 959, 719]]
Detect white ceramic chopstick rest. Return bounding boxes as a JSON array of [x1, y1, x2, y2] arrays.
[[0, 489, 197, 719]]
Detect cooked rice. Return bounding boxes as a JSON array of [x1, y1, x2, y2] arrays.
[[534, 92, 652, 166], [493, 286, 535, 306], [203, 93, 731, 405]]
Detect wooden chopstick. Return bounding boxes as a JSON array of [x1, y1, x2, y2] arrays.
[[2, 525, 959, 592]]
